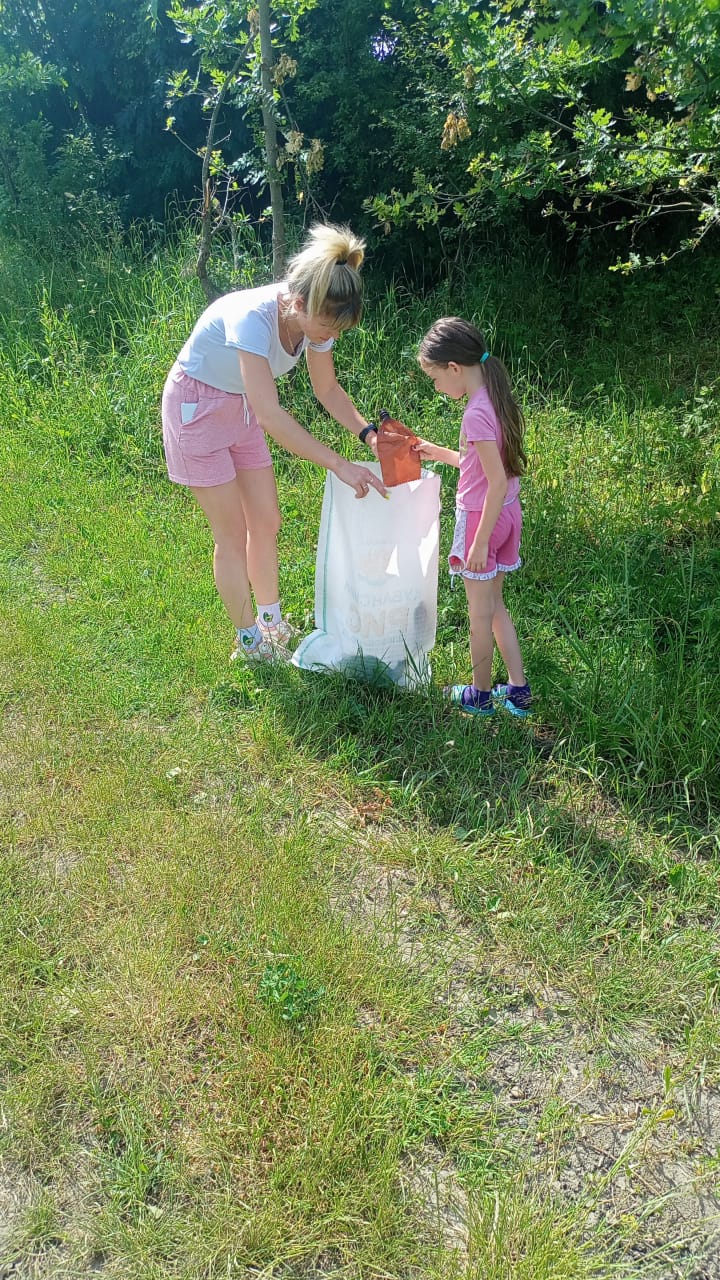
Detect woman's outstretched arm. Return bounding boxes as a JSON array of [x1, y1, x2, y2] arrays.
[[239, 352, 386, 498]]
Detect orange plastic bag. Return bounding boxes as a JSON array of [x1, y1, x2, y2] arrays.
[[376, 408, 421, 487]]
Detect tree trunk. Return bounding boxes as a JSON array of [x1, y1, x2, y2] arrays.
[[196, 47, 247, 304], [258, 0, 286, 279]]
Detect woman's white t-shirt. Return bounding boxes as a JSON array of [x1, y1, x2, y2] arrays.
[[176, 283, 333, 394]]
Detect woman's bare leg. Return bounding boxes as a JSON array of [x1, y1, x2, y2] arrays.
[[192, 466, 283, 634], [234, 466, 282, 606], [190, 480, 254, 629]]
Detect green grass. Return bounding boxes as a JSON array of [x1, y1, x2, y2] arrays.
[[0, 223, 719, 1278]]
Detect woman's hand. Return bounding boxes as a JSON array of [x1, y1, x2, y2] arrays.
[[334, 458, 388, 499], [466, 539, 489, 573]]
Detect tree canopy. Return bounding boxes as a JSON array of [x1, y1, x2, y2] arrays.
[[0, 0, 717, 269]]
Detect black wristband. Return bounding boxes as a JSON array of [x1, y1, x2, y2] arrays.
[[359, 423, 377, 444]]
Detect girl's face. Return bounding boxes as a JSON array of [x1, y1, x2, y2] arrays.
[[420, 358, 467, 399]]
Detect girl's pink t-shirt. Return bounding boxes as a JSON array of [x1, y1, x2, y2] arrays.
[[456, 385, 520, 512]]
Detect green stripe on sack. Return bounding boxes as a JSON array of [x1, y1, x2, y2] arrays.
[[320, 475, 334, 633], [294, 630, 324, 670]]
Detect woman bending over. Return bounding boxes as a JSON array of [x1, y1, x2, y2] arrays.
[[161, 223, 384, 662]]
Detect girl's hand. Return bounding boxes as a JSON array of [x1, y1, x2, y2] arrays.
[[466, 540, 489, 573], [334, 458, 388, 500], [412, 438, 438, 461]]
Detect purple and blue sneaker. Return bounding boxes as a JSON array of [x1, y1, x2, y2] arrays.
[[444, 685, 496, 717], [491, 682, 533, 718]]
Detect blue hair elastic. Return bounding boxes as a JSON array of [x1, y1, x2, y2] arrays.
[[480, 351, 490, 363]]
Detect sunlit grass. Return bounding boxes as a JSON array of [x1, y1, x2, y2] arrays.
[[0, 224, 718, 1277]]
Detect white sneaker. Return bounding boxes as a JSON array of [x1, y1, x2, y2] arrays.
[[230, 635, 276, 664], [230, 621, 298, 665], [257, 617, 299, 648]]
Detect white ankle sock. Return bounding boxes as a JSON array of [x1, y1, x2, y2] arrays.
[[257, 601, 282, 629], [238, 622, 262, 648]]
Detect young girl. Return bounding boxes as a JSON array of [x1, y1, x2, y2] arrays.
[[415, 317, 531, 717], [161, 223, 384, 664]]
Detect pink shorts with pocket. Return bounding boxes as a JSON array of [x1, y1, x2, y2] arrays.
[[161, 363, 272, 487], [449, 499, 522, 580]]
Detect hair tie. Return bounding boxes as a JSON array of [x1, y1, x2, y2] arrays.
[[336, 258, 348, 267], [480, 351, 490, 363]]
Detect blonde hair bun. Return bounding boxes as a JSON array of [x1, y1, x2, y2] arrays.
[[312, 223, 365, 272], [286, 223, 366, 328]]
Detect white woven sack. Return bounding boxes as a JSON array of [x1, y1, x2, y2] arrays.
[[292, 462, 441, 686]]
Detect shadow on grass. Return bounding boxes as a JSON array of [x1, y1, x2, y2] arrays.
[[210, 661, 702, 891], [207, 515, 720, 875], [211, 658, 543, 823]]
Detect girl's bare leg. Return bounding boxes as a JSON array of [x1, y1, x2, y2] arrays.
[[463, 576, 496, 691], [491, 572, 526, 686]]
